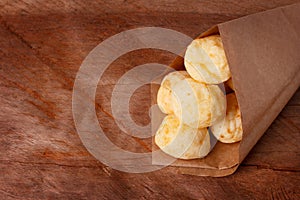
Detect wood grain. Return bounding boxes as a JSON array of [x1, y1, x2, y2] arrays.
[[0, 0, 299, 199]]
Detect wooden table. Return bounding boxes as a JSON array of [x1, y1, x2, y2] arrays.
[[0, 1, 299, 199]]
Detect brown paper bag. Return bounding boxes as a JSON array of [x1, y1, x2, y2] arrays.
[[151, 3, 300, 177]]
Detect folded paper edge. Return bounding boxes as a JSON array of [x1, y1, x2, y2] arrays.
[[177, 164, 239, 177]]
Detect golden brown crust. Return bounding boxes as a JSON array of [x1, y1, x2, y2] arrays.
[[184, 35, 231, 84]]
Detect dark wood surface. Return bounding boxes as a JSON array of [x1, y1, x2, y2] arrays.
[[0, 1, 299, 199]]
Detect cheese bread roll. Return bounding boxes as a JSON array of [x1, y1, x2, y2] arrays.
[[211, 93, 242, 143], [184, 35, 231, 84], [155, 115, 210, 159], [171, 77, 226, 128], [157, 71, 189, 114]]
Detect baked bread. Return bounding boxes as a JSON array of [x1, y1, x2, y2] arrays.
[[155, 115, 210, 159], [157, 71, 226, 128], [184, 35, 231, 84], [211, 93, 243, 143], [157, 71, 189, 114]]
